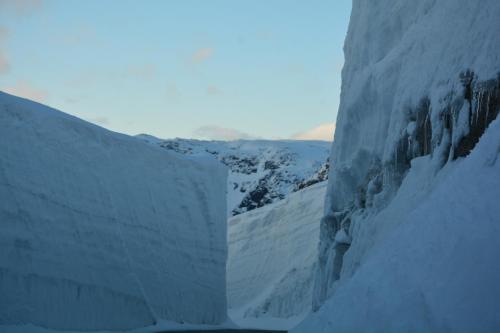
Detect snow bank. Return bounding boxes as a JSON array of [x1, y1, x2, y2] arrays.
[[296, 0, 500, 332], [0, 92, 228, 330], [227, 183, 325, 329]]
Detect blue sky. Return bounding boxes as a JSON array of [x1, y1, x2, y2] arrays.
[[0, 0, 351, 140]]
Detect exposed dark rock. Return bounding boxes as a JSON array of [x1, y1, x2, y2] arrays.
[[264, 160, 279, 170], [294, 160, 330, 191], [141, 138, 330, 216]]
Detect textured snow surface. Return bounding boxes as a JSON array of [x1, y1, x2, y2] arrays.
[[227, 183, 325, 329], [137, 135, 330, 216], [0, 92, 228, 330], [294, 117, 500, 333], [299, 0, 500, 332]]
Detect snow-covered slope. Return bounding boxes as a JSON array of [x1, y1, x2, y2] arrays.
[[137, 136, 330, 216], [227, 183, 326, 329], [0, 92, 228, 330], [295, 0, 500, 332]]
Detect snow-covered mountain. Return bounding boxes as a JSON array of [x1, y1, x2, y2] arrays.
[[227, 182, 326, 330], [0, 92, 228, 330], [295, 1, 500, 332], [137, 135, 330, 216]]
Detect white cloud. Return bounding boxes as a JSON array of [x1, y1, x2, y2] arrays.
[[193, 125, 253, 141], [126, 63, 156, 80], [165, 83, 180, 101], [64, 97, 78, 104], [0, 52, 9, 74], [191, 47, 213, 64], [3, 81, 48, 103], [206, 85, 222, 95], [0, 26, 7, 43], [291, 122, 335, 141], [0, 0, 43, 15], [0, 27, 9, 74], [87, 116, 110, 126], [256, 30, 273, 40]]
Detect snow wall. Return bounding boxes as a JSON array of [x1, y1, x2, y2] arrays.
[[0, 92, 228, 330], [227, 183, 325, 325], [296, 0, 500, 332]]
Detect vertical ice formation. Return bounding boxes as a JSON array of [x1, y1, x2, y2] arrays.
[[0, 92, 228, 330], [301, 0, 500, 332]]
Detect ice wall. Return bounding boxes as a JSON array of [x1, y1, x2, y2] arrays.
[[227, 183, 325, 327], [0, 92, 228, 330], [314, 0, 500, 307], [298, 0, 500, 331], [296, 117, 500, 333]]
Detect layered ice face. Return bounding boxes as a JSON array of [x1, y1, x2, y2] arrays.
[[0, 92, 228, 330], [295, 0, 500, 332]]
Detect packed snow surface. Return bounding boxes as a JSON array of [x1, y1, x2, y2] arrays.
[[0, 92, 228, 330], [299, 0, 500, 332], [227, 182, 326, 330], [137, 135, 330, 216], [0, 318, 239, 333]]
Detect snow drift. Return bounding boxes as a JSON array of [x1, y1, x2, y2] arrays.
[[295, 0, 500, 332], [0, 92, 228, 330], [227, 183, 325, 328]]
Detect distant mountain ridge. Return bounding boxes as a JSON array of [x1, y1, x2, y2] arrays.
[[137, 135, 331, 216]]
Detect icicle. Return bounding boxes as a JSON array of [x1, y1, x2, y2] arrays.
[[424, 111, 430, 154], [394, 142, 397, 171], [485, 91, 491, 127], [408, 136, 412, 159], [476, 91, 482, 126]]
